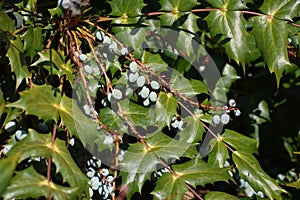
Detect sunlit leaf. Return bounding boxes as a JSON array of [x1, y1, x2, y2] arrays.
[[110, 0, 145, 17], [159, 0, 199, 11], [155, 92, 178, 127], [0, 154, 19, 194], [207, 137, 229, 168], [205, 191, 239, 200]]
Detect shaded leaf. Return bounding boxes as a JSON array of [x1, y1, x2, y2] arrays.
[[207, 137, 229, 168], [7, 36, 30, 88], [0, 11, 15, 33], [205, 191, 239, 200], [22, 26, 43, 61], [253, 17, 290, 85], [160, 13, 199, 34], [179, 115, 205, 143], [249, 100, 271, 124], [2, 167, 79, 200], [286, 178, 300, 188], [100, 107, 129, 134], [233, 150, 286, 200], [142, 51, 168, 74]]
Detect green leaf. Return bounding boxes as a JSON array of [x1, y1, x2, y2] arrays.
[[221, 129, 258, 154], [233, 151, 286, 200], [7, 36, 30, 88], [249, 100, 271, 124], [205, 10, 249, 68], [0, 154, 20, 194], [7, 85, 61, 121], [120, 133, 196, 198], [152, 156, 232, 199], [22, 26, 43, 61], [159, 0, 199, 11], [207, 0, 246, 10], [179, 115, 204, 143], [109, 0, 145, 17], [259, 0, 300, 21], [286, 178, 300, 188], [142, 51, 168, 74], [7, 129, 89, 197], [155, 92, 178, 126], [207, 137, 229, 168], [100, 107, 129, 134], [253, 17, 290, 85], [205, 191, 239, 200], [0, 11, 15, 33], [114, 28, 147, 49], [2, 167, 79, 200]]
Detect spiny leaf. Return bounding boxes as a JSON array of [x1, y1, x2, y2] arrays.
[[286, 177, 300, 188], [205, 10, 249, 68], [22, 26, 43, 61], [152, 156, 232, 199], [259, 0, 300, 21], [155, 92, 178, 127], [205, 191, 239, 200], [221, 129, 258, 153], [7, 85, 61, 121], [0, 154, 20, 194], [100, 107, 129, 134], [7, 36, 30, 88], [120, 133, 196, 198], [0, 11, 15, 33], [141, 51, 168, 73], [2, 167, 79, 200], [159, 0, 199, 12], [7, 129, 89, 197], [253, 16, 290, 86], [109, 0, 145, 17], [233, 150, 286, 200]]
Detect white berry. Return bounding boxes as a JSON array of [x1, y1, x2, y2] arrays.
[[136, 76, 146, 87], [15, 130, 27, 141], [150, 80, 160, 90], [143, 98, 150, 106], [108, 42, 118, 53], [103, 36, 111, 45], [234, 109, 241, 117], [4, 121, 16, 132], [84, 65, 93, 74], [149, 91, 157, 102], [139, 86, 150, 99], [129, 61, 138, 73], [221, 113, 230, 124], [228, 99, 236, 107], [120, 47, 128, 55], [112, 89, 122, 100], [128, 72, 139, 83], [212, 115, 221, 124], [96, 31, 105, 41], [79, 54, 87, 62]]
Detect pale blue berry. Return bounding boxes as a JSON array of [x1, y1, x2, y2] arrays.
[[136, 76, 146, 87], [129, 61, 138, 73], [112, 89, 122, 100], [96, 31, 105, 41], [149, 91, 157, 102], [139, 86, 150, 99], [128, 72, 139, 83], [150, 80, 160, 90], [79, 54, 87, 62], [212, 115, 220, 124], [234, 109, 241, 117], [228, 99, 236, 107], [120, 47, 128, 55], [221, 113, 230, 124]]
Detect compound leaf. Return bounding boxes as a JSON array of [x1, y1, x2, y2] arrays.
[[110, 0, 145, 17], [22, 26, 43, 61], [155, 92, 178, 127], [0, 11, 15, 33], [233, 151, 286, 200], [205, 191, 239, 200], [207, 137, 229, 168], [159, 0, 199, 11], [0, 154, 20, 194]]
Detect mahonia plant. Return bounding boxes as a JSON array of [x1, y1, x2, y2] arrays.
[[1, 0, 300, 199]]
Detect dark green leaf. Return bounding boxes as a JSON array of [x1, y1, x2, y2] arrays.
[[253, 17, 290, 85], [260, 0, 300, 21], [179, 116, 204, 143], [206, 0, 246, 10], [22, 26, 43, 61], [205, 191, 239, 200], [207, 137, 229, 168], [233, 151, 286, 200], [100, 107, 129, 134], [249, 100, 271, 124], [205, 10, 249, 68], [142, 51, 168, 74]]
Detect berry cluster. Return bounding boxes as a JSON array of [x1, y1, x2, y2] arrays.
[[212, 99, 241, 125]]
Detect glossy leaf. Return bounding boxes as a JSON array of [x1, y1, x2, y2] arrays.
[[142, 51, 168, 73], [100, 107, 129, 134], [120, 133, 196, 198], [179, 115, 205, 143], [155, 92, 178, 126], [206, 0, 246, 10], [22, 26, 43, 61], [7, 129, 89, 197], [152, 156, 232, 199], [253, 17, 290, 85], [286, 178, 300, 188], [205, 10, 249, 68], [159, 0, 199, 11], [260, 0, 300, 21], [249, 100, 271, 124], [205, 191, 239, 200], [2, 167, 79, 200], [207, 137, 229, 168], [233, 150, 286, 200], [7, 85, 61, 121], [221, 129, 258, 153], [7, 36, 30, 88], [110, 0, 145, 17], [0, 154, 19, 194]]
